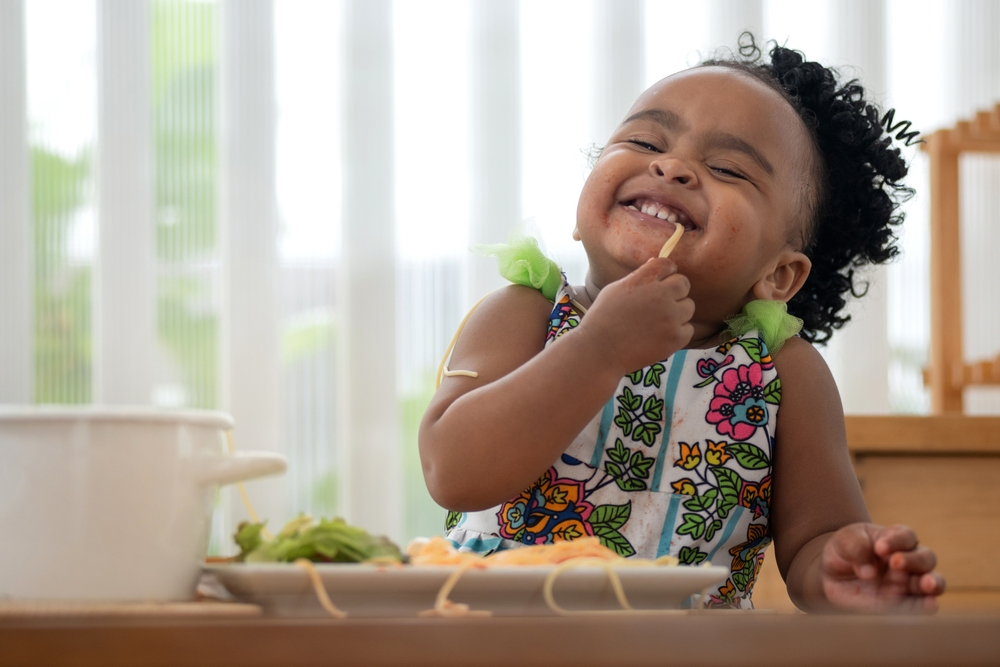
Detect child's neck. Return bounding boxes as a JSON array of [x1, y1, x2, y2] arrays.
[[575, 278, 725, 351]]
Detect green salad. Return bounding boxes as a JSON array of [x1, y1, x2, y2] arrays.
[[233, 515, 406, 564]]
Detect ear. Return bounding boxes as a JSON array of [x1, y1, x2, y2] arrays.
[[752, 248, 811, 302]]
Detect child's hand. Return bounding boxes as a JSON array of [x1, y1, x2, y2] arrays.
[[820, 523, 945, 613], [578, 257, 694, 374]]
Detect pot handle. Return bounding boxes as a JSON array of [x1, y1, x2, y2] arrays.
[[194, 451, 287, 487]]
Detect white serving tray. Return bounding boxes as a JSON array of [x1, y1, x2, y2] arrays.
[[204, 563, 730, 617]]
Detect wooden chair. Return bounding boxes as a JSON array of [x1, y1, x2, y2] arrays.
[[753, 415, 1000, 613], [923, 104, 1000, 413]]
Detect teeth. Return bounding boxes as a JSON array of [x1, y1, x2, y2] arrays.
[[628, 199, 691, 229]]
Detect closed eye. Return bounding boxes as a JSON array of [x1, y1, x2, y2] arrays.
[[711, 165, 747, 179], [628, 139, 661, 152]]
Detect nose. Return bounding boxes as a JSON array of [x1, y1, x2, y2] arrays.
[[649, 156, 697, 186]]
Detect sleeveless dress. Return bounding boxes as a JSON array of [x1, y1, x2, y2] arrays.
[[445, 280, 780, 609]]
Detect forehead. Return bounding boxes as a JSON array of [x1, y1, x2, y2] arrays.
[[627, 67, 813, 179]]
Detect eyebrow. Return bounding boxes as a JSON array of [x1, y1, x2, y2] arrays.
[[622, 108, 687, 132], [622, 108, 775, 178]]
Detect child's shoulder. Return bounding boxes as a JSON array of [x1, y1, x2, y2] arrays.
[[770, 334, 840, 417], [447, 285, 555, 373], [475, 284, 555, 325], [771, 335, 831, 379]]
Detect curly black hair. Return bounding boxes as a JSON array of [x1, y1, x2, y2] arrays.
[[703, 34, 919, 344]]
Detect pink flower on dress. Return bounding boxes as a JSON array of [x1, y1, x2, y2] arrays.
[[705, 362, 768, 441]]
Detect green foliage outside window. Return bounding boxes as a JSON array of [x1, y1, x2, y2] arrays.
[[152, 0, 219, 408], [31, 147, 92, 404]]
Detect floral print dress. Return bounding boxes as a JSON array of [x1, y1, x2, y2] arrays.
[[445, 280, 781, 609]]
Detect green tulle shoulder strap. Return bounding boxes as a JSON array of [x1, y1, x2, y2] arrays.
[[473, 227, 562, 302], [722, 300, 803, 354]]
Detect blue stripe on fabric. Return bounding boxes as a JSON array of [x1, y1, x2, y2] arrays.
[[650, 350, 688, 492], [705, 506, 745, 562], [450, 535, 503, 555], [656, 494, 683, 557], [590, 396, 616, 467]]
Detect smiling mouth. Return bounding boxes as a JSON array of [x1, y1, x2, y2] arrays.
[[623, 198, 698, 231]]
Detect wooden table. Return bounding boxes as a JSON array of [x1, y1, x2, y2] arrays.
[[3, 613, 999, 667]]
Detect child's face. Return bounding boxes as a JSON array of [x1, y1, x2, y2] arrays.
[[575, 67, 815, 328]]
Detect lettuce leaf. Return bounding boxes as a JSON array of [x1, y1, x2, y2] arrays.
[[233, 515, 405, 564]]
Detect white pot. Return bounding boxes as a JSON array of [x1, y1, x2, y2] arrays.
[[0, 406, 286, 602]]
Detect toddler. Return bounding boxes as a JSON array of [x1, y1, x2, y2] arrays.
[[418, 38, 944, 612]]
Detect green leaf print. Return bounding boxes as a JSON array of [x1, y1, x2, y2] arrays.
[[682, 488, 718, 512], [676, 513, 706, 540], [632, 424, 647, 444], [605, 441, 650, 491], [594, 526, 636, 557], [694, 376, 716, 388], [619, 386, 641, 412], [629, 370, 643, 385], [711, 466, 742, 519], [629, 450, 654, 479], [552, 524, 585, 541], [733, 571, 749, 591], [763, 378, 781, 405], [678, 546, 708, 565], [444, 511, 462, 532], [608, 438, 630, 464], [616, 477, 647, 492], [636, 421, 661, 446], [641, 395, 664, 421], [614, 411, 633, 436], [643, 363, 665, 388], [604, 461, 625, 479], [737, 338, 762, 363], [590, 503, 631, 531], [728, 442, 770, 470], [705, 519, 724, 542]]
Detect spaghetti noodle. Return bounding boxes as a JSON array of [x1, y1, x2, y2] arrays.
[[224, 440, 696, 619], [409, 537, 684, 617], [658, 222, 684, 259], [293, 558, 348, 619]]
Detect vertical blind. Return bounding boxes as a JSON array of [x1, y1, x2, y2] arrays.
[[3, 0, 999, 546]]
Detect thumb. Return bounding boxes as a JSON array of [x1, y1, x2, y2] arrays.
[[630, 257, 677, 283]]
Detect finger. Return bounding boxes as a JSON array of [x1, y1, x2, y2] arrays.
[[677, 322, 695, 347], [627, 257, 676, 285], [831, 524, 878, 570], [625, 257, 661, 283], [914, 571, 946, 596], [874, 524, 919, 557], [662, 273, 691, 299], [677, 297, 696, 322], [889, 593, 939, 615], [651, 257, 678, 281], [888, 546, 936, 574]]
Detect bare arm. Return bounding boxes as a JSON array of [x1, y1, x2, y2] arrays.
[[770, 336, 869, 608], [419, 258, 694, 511], [771, 337, 944, 612]]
